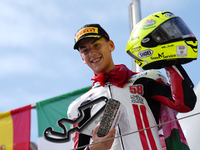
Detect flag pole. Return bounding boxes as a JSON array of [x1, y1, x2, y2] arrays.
[[129, 0, 143, 72], [31, 103, 36, 108]]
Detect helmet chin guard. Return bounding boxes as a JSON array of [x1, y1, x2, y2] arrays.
[[126, 11, 198, 70]]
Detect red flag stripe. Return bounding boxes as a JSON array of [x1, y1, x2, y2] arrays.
[[11, 105, 31, 150]]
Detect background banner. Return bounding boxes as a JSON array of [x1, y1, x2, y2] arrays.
[[36, 86, 91, 150], [0, 105, 31, 150]]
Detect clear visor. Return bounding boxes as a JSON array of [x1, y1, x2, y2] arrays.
[[151, 17, 195, 43]]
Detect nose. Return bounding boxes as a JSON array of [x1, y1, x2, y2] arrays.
[[88, 48, 96, 57]]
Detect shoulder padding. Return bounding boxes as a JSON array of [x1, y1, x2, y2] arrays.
[[130, 70, 168, 84], [67, 91, 91, 119]]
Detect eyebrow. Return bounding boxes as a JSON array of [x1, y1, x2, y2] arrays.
[[91, 38, 100, 44], [79, 38, 100, 50]]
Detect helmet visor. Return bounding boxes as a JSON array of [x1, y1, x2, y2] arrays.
[[151, 17, 195, 43]]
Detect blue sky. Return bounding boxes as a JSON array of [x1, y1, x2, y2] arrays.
[[0, 0, 200, 146]]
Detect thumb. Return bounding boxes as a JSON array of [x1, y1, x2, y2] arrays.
[[93, 124, 100, 135]]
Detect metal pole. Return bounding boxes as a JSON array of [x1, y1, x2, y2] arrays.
[[129, 0, 143, 72]]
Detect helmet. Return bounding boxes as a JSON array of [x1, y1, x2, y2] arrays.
[[126, 11, 198, 70]]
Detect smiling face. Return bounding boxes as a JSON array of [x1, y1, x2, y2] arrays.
[[78, 37, 115, 75]]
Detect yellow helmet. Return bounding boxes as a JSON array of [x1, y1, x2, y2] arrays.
[[126, 11, 198, 70]]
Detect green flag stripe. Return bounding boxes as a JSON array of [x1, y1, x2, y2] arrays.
[[165, 129, 190, 150], [36, 85, 92, 137]]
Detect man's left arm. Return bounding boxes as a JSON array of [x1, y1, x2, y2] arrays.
[[151, 65, 196, 112]]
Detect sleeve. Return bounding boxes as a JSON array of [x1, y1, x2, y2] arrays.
[[151, 65, 196, 112], [71, 101, 92, 150]]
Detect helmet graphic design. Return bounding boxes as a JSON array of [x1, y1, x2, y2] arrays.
[[126, 11, 198, 70]]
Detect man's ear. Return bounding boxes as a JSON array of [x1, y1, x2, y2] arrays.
[[81, 54, 86, 64], [109, 40, 115, 52]]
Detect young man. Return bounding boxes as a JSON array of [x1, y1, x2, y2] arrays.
[[67, 24, 196, 150]]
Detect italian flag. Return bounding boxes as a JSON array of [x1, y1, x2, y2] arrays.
[[0, 105, 31, 150], [36, 86, 91, 150]]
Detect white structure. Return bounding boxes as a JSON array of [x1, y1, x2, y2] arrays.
[[129, 0, 143, 72], [177, 81, 200, 150]]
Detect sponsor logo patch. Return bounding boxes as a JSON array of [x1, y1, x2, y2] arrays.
[[142, 19, 156, 29], [161, 44, 174, 49], [130, 95, 144, 104], [138, 49, 153, 58], [165, 13, 175, 18], [131, 46, 142, 52], [75, 27, 98, 41], [177, 45, 187, 57], [142, 38, 150, 43], [130, 36, 139, 42], [150, 52, 176, 60]]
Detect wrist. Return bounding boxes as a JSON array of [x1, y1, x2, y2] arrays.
[[89, 145, 107, 150]]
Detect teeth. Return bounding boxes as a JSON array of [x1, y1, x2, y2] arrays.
[[92, 58, 101, 63]]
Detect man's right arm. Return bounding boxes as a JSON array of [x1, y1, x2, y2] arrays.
[[88, 125, 115, 150], [69, 101, 92, 150]]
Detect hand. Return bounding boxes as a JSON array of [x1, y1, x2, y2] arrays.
[[89, 124, 116, 150]]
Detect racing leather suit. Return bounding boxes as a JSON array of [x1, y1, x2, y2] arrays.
[[67, 65, 196, 150]]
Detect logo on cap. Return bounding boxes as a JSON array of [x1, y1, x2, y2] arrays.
[[75, 27, 98, 42]]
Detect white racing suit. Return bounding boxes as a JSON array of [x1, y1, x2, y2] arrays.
[[67, 65, 196, 150]]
